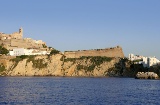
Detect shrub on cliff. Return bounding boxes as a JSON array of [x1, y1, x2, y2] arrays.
[[0, 46, 9, 55], [0, 64, 5, 72], [26, 56, 47, 69], [32, 59, 48, 69], [10, 55, 36, 70], [76, 56, 113, 72], [77, 64, 96, 72], [90, 56, 113, 66], [42, 44, 47, 48], [50, 49, 60, 55], [11, 55, 31, 62], [148, 65, 160, 77]]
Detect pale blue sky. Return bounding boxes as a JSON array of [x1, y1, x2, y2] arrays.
[[0, 0, 160, 58]]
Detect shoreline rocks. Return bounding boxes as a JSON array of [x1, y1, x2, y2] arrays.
[[135, 72, 159, 79]]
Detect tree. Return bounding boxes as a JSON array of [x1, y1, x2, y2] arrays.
[[0, 46, 9, 55], [50, 49, 60, 55], [42, 44, 47, 48], [48, 47, 53, 50]]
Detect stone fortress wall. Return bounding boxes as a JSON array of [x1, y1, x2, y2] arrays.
[[64, 46, 124, 58], [0, 28, 47, 50]]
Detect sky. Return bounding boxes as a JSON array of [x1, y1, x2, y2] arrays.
[[0, 0, 160, 59]]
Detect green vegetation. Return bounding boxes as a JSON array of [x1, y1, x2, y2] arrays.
[[31, 59, 48, 69], [106, 58, 126, 76], [116, 58, 160, 77], [64, 56, 113, 72], [0, 64, 5, 73], [10, 55, 47, 69], [10, 55, 34, 62], [48, 47, 53, 50], [0, 46, 9, 55], [77, 64, 96, 72], [149, 65, 160, 77], [133, 59, 143, 63], [26, 55, 36, 63], [42, 44, 47, 48], [64, 56, 112, 63], [10, 55, 32, 69], [26, 55, 48, 69], [90, 56, 113, 66], [64, 58, 77, 63], [50, 49, 60, 55]]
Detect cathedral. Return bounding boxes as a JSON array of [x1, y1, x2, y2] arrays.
[[0, 27, 23, 40]]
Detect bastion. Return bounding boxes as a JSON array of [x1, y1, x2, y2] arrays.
[[64, 46, 124, 58]]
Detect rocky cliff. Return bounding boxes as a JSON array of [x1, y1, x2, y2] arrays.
[[0, 54, 124, 77]]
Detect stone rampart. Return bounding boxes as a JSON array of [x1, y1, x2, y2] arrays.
[[10, 39, 43, 49], [0, 40, 11, 45], [64, 46, 124, 58]]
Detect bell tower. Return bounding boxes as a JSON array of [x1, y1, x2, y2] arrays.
[[19, 27, 23, 38]]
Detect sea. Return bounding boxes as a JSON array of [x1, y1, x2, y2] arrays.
[[0, 77, 160, 105]]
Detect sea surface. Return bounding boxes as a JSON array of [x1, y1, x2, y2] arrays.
[[0, 77, 160, 105]]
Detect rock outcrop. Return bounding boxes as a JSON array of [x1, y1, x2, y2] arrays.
[[135, 72, 159, 79]]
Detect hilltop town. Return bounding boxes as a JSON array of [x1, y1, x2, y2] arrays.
[[0, 28, 50, 56], [0, 28, 125, 58]]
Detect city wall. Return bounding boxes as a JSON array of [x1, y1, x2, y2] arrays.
[[64, 46, 124, 58], [10, 39, 42, 49], [0, 39, 45, 50]]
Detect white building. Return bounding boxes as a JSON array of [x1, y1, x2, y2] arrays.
[[9, 48, 50, 56], [148, 57, 160, 67], [129, 54, 160, 68], [31, 50, 50, 55], [9, 48, 34, 56], [142, 57, 149, 67], [129, 54, 143, 61], [142, 57, 160, 68]]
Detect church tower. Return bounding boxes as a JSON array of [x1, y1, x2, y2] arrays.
[[19, 27, 23, 38]]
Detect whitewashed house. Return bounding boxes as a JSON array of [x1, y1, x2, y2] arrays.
[[129, 54, 160, 68], [9, 48, 50, 56], [9, 48, 34, 56], [129, 54, 143, 61], [142, 57, 149, 67]]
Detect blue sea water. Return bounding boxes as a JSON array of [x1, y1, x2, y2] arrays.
[[0, 77, 160, 105]]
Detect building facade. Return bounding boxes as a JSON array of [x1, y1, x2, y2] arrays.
[[9, 48, 50, 56], [129, 54, 143, 61], [129, 54, 160, 68]]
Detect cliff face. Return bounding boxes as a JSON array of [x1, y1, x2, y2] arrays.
[[0, 54, 123, 77]]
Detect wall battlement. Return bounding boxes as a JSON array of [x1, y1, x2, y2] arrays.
[[64, 46, 124, 58]]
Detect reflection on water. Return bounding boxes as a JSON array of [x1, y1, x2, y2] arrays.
[[0, 77, 160, 105]]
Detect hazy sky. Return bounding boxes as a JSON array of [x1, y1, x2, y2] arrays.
[[0, 0, 160, 58]]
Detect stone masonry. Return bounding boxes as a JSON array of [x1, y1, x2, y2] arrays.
[[0, 28, 47, 50], [64, 46, 124, 58]]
